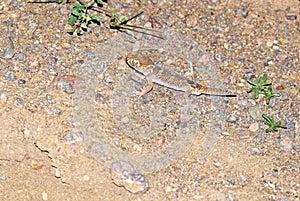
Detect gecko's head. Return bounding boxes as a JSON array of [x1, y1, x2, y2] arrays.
[[126, 52, 154, 75]]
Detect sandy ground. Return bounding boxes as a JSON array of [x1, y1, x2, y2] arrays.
[[0, 0, 299, 200]]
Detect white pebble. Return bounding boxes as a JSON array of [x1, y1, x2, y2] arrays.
[[42, 192, 48, 201]]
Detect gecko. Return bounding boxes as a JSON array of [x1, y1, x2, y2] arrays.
[[125, 49, 236, 98]]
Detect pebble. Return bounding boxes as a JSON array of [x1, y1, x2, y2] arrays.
[[186, 14, 197, 28], [286, 122, 295, 129], [247, 105, 262, 120], [18, 79, 26, 85], [286, 15, 297, 21], [235, 8, 248, 18], [110, 160, 149, 194], [44, 94, 55, 106], [49, 107, 62, 115], [29, 61, 41, 73], [54, 169, 61, 178], [1, 47, 15, 59], [56, 78, 75, 94], [94, 93, 106, 104], [249, 122, 259, 132], [49, 66, 58, 76], [62, 131, 84, 144], [293, 145, 300, 152], [227, 114, 238, 123], [0, 174, 8, 181], [0, 92, 8, 103], [3, 70, 17, 81], [250, 147, 261, 155], [0, 36, 14, 59], [42, 192, 48, 201], [83, 175, 90, 181], [14, 97, 25, 108]]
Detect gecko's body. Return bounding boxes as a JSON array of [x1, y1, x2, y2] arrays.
[[126, 49, 236, 97]]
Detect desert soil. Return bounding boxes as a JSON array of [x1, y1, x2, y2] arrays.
[[0, 0, 299, 200]]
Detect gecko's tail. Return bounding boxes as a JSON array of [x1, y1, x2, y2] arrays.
[[192, 83, 237, 97], [202, 87, 237, 97]]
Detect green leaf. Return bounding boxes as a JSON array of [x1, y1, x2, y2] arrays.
[[68, 15, 77, 26], [263, 87, 280, 104], [71, 9, 83, 18], [111, 12, 116, 21], [73, 3, 84, 9], [85, 15, 92, 22], [247, 74, 280, 103], [67, 29, 75, 34], [86, 1, 95, 7], [81, 22, 88, 30], [90, 15, 101, 23], [120, 17, 128, 23], [96, 0, 103, 5], [262, 114, 287, 133], [262, 114, 272, 124]]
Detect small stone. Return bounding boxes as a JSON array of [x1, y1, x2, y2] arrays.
[[0, 92, 8, 103], [214, 161, 222, 168], [286, 15, 297, 21], [1, 47, 15, 59], [228, 179, 236, 185], [42, 192, 48, 201], [250, 147, 261, 155], [165, 185, 174, 193], [56, 78, 75, 94], [62, 131, 83, 144], [54, 169, 61, 178], [121, 116, 130, 124], [30, 159, 44, 170], [29, 61, 41, 73], [186, 14, 197, 28], [247, 105, 262, 120], [0, 174, 8, 181], [83, 175, 90, 181], [293, 145, 300, 152], [266, 41, 273, 47], [44, 94, 55, 106], [95, 93, 106, 104], [0, 36, 14, 59], [3, 71, 17, 81], [235, 8, 248, 18], [14, 98, 25, 108], [249, 122, 259, 132], [133, 144, 142, 152], [49, 66, 58, 76], [240, 175, 247, 183], [227, 114, 238, 123], [286, 122, 295, 129], [18, 79, 26, 84]]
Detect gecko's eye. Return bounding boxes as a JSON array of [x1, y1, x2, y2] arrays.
[[127, 58, 140, 67]]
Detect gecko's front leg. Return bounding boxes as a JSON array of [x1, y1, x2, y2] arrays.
[[138, 75, 154, 97]]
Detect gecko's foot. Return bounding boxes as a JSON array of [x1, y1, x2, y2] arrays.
[[138, 83, 153, 97]]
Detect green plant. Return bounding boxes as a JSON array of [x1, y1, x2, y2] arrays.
[[30, 0, 162, 37], [262, 114, 287, 133], [247, 74, 280, 104], [68, 1, 102, 35]]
